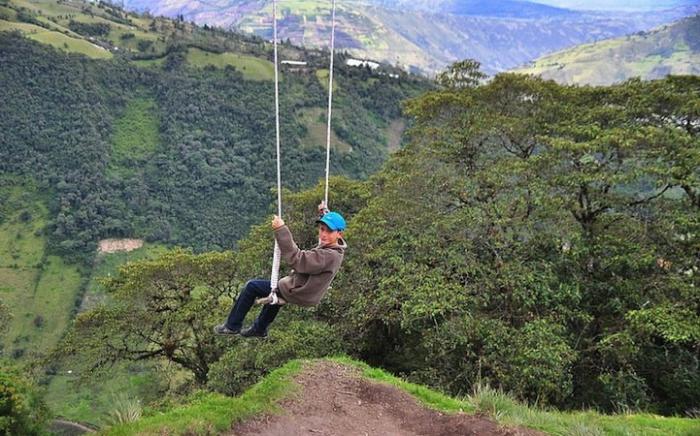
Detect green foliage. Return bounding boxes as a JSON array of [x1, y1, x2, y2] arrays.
[[321, 73, 700, 414], [106, 394, 142, 425], [0, 31, 427, 262], [436, 59, 487, 89], [207, 320, 343, 396], [0, 365, 49, 435], [68, 19, 110, 37], [58, 249, 240, 384], [106, 360, 303, 435], [0, 301, 10, 336]]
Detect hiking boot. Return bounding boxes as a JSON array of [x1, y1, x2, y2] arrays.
[[213, 324, 240, 335], [240, 327, 268, 338]]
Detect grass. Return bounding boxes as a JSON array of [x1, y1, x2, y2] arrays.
[[0, 179, 83, 358], [297, 107, 352, 154], [103, 356, 700, 435], [315, 68, 338, 92], [1, 256, 82, 356], [0, 18, 112, 59], [109, 97, 159, 174], [330, 357, 700, 436], [186, 47, 275, 81], [45, 361, 162, 427], [105, 360, 304, 435], [81, 243, 168, 311]]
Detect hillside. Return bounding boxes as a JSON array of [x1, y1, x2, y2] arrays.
[[0, 0, 427, 261], [121, 0, 697, 74], [107, 358, 700, 435], [514, 14, 700, 85], [0, 0, 428, 426]]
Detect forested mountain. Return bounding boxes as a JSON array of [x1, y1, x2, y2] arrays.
[[0, 0, 427, 261], [515, 14, 700, 85], [121, 0, 698, 74], [59, 73, 700, 431]]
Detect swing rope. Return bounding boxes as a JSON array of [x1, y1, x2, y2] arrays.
[[324, 0, 337, 208], [270, 0, 282, 292], [269, 0, 337, 295]]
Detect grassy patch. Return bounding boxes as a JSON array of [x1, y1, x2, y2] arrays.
[[101, 357, 700, 434], [0, 184, 47, 268], [110, 97, 159, 172], [45, 361, 163, 427], [0, 18, 112, 59], [30, 255, 83, 350], [106, 360, 304, 435], [315, 68, 339, 92], [186, 48, 275, 81], [297, 107, 352, 154], [28, 30, 112, 59], [81, 243, 168, 311], [2, 255, 83, 356], [0, 180, 83, 358]]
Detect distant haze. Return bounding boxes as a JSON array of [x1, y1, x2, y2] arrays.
[[533, 0, 699, 11], [121, 0, 699, 74]]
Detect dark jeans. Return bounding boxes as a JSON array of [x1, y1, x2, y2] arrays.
[[225, 279, 281, 333]]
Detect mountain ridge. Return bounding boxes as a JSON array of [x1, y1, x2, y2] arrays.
[[514, 13, 700, 85], [122, 0, 699, 74]]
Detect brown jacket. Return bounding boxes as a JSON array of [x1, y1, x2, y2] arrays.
[[274, 225, 346, 306]]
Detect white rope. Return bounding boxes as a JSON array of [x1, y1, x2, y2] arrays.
[[324, 0, 337, 207], [269, 0, 337, 292], [270, 0, 282, 291]]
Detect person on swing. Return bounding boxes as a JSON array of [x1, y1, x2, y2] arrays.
[[213, 201, 347, 338]]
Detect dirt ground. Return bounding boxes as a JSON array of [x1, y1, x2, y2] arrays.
[[230, 361, 544, 436], [97, 238, 143, 253]]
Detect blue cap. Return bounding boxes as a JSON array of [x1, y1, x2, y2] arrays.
[[317, 211, 346, 231]]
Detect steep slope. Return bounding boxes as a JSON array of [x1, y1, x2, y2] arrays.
[[122, 0, 697, 74], [514, 14, 700, 85]]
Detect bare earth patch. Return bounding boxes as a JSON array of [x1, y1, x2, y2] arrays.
[[230, 361, 543, 436], [97, 238, 143, 254]]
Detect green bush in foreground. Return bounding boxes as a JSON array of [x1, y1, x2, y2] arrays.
[[0, 365, 49, 435], [207, 320, 343, 396]]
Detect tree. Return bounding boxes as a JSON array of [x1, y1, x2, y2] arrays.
[[436, 59, 487, 89], [0, 367, 49, 435], [59, 250, 240, 384], [328, 73, 700, 412]]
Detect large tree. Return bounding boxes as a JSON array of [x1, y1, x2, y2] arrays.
[[59, 250, 240, 384]]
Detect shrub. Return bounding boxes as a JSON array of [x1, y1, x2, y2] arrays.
[[207, 320, 342, 396], [0, 366, 49, 435]]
